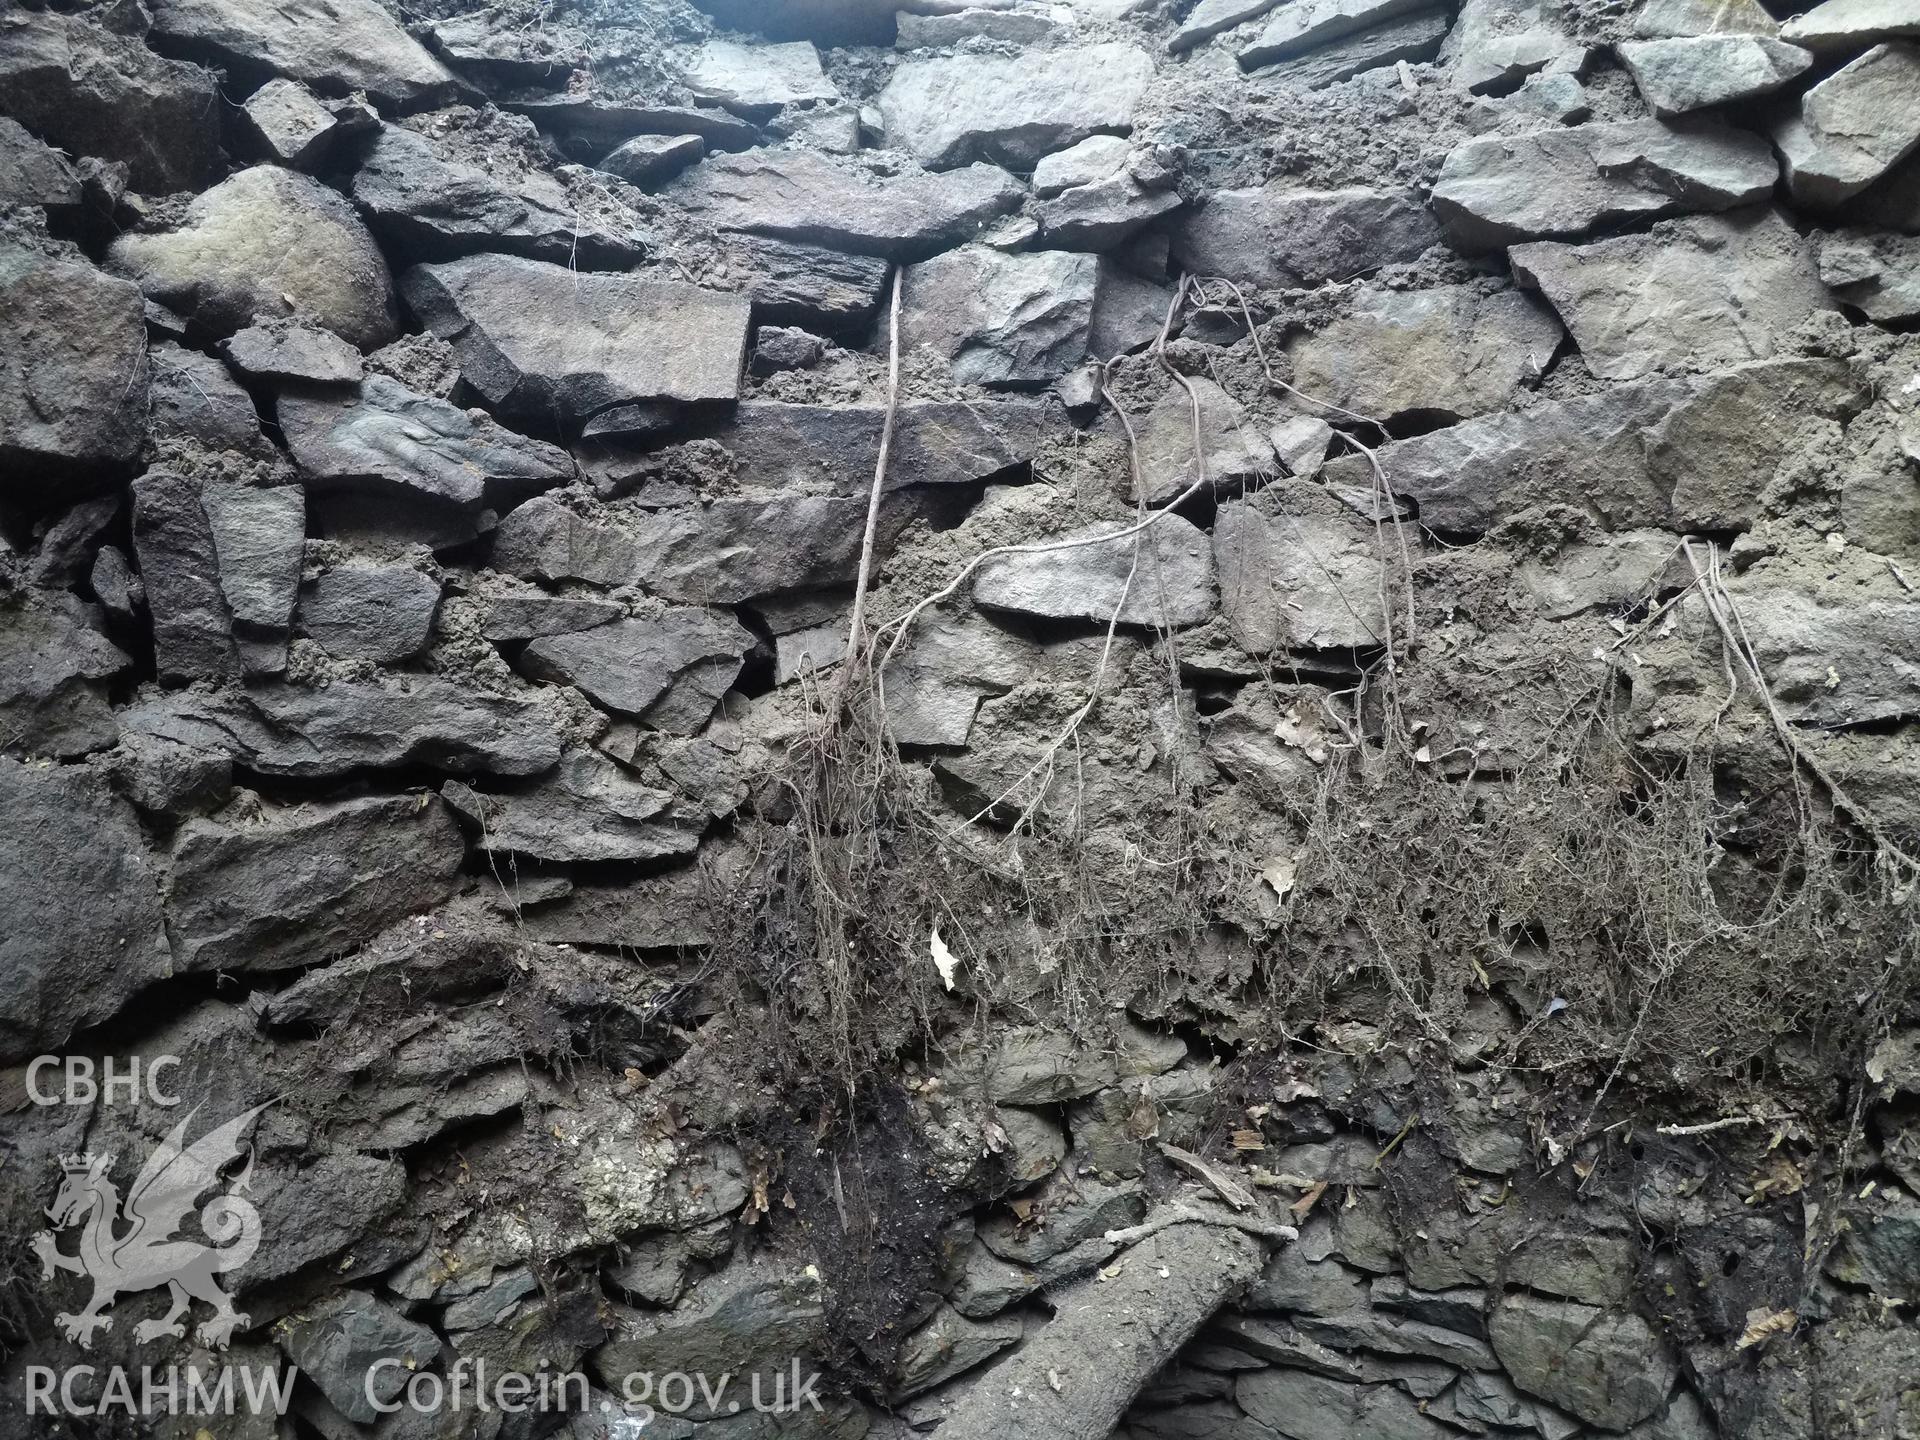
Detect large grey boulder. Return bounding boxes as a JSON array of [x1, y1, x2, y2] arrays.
[[492, 492, 876, 602], [1284, 284, 1563, 422], [0, 597, 127, 759], [1818, 227, 1920, 320], [109, 167, 397, 349], [699, 400, 1048, 496], [0, 758, 170, 1062], [903, 247, 1100, 386], [1774, 43, 1920, 208], [0, 8, 221, 193], [517, 611, 755, 732], [1430, 117, 1777, 249], [443, 749, 701, 864], [662, 147, 1022, 260], [1240, 0, 1439, 65], [1511, 208, 1833, 380], [1617, 35, 1812, 115], [148, 0, 459, 107], [973, 513, 1217, 628], [123, 680, 562, 778], [0, 245, 148, 491], [279, 373, 575, 512], [1169, 185, 1440, 289], [401, 255, 750, 419], [1783, 0, 1920, 50], [350, 123, 648, 266], [1216, 492, 1389, 651], [132, 474, 305, 682], [167, 794, 466, 973], [1489, 1296, 1678, 1431], [878, 43, 1156, 169]]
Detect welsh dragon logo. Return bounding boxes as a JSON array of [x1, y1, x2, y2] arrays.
[[33, 1104, 270, 1350]]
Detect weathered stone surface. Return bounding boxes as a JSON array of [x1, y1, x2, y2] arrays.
[[1238, 1366, 1456, 1440], [223, 322, 364, 385], [1511, 208, 1833, 381], [1441, 0, 1587, 93], [0, 758, 170, 1062], [0, 597, 127, 759], [1251, 8, 1452, 89], [167, 795, 466, 973], [402, 255, 750, 419], [445, 749, 701, 863], [518, 611, 756, 732], [132, 472, 236, 684], [301, 565, 441, 663], [492, 492, 874, 603], [123, 680, 562, 778], [1774, 43, 1920, 208], [664, 147, 1022, 261], [684, 40, 838, 117], [1489, 1296, 1677, 1431], [1034, 135, 1132, 197], [240, 77, 340, 170], [1170, 186, 1440, 289], [109, 167, 396, 349], [597, 133, 706, 188], [500, 94, 760, 153], [200, 482, 305, 676], [276, 1290, 441, 1425], [937, 1225, 1265, 1440], [0, 8, 221, 193], [702, 400, 1047, 496], [878, 43, 1156, 169], [1519, 530, 1694, 618], [1173, 0, 1285, 52], [1430, 117, 1777, 249], [1634, 0, 1778, 37], [482, 595, 624, 643], [1036, 173, 1184, 250], [350, 122, 646, 266], [721, 234, 891, 332], [1618, 35, 1812, 115], [1703, 575, 1920, 727], [1285, 284, 1563, 422], [1819, 227, 1920, 319], [1784, 0, 1920, 50], [1134, 378, 1272, 505], [974, 512, 1217, 628], [1241, 0, 1437, 65], [148, 0, 458, 107], [147, 342, 265, 456], [1322, 375, 1693, 533], [892, 1306, 1024, 1400], [280, 374, 575, 512], [1216, 492, 1388, 651], [904, 247, 1098, 385], [0, 117, 78, 208], [0, 244, 147, 488]]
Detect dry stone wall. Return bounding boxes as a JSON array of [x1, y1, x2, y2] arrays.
[[2, 0, 1919, 1438]]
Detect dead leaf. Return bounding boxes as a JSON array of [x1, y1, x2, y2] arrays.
[[1289, 1179, 1329, 1219], [1736, 1307, 1796, 1350], [1231, 1129, 1267, 1152], [1260, 854, 1298, 899], [930, 926, 959, 991]]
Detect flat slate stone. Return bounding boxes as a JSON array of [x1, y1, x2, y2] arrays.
[[1430, 117, 1778, 249], [1169, 185, 1440, 288], [279, 373, 575, 511], [491, 492, 876, 603], [517, 611, 755, 733], [1216, 493, 1388, 651], [1249, 8, 1451, 88], [1034, 173, 1184, 250], [148, 0, 459, 107], [444, 749, 701, 863], [1284, 283, 1564, 422], [123, 680, 563, 778], [0, 244, 148, 490], [700, 400, 1048, 495], [973, 512, 1217, 628], [903, 247, 1099, 386], [402, 254, 751, 419], [878, 43, 1157, 169], [1617, 35, 1813, 115], [1511, 207, 1834, 380], [720, 234, 891, 332], [1774, 42, 1920, 208], [1782, 0, 1920, 50], [1133, 378, 1273, 505], [1633, 0, 1779, 37], [1489, 1297, 1676, 1431], [597, 134, 706, 188], [168, 795, 466, 973], [663, 147, 1023, 261], [500, 95, 760, 152], [0, 595, 127, 759], [1173, 0, 1285, 53], [0, 116, 79, 207], [223, 321, 364, 384], [300, 564, 441, 663], [109, 166, 397, 348], [1240, 0, 1436, 66], [683, 40, 839, 117]]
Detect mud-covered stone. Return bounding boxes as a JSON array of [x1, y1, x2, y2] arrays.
[[148, 342, 266, 456], [300, 564, 441, 663], [402, 254, 751, 418], [444, 748, 702, 864], [974, 512, 1217, 628], [0, 117, 79, 208], [167, 794, 466, 973], [1216, 491, 1388, 651], [703, 400, 1048, 495], [148, 0, 459, 108], [1489, 1296, 1677, 1430], [1134, 378, 1272, 505], [1170, 184, 1440, 288], [109, 167, 397, 349], [0, 597, 126, 759]]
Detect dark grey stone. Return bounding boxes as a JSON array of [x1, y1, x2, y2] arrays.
[[517, 611, 755, 733], [301, 565, 440, 663]]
